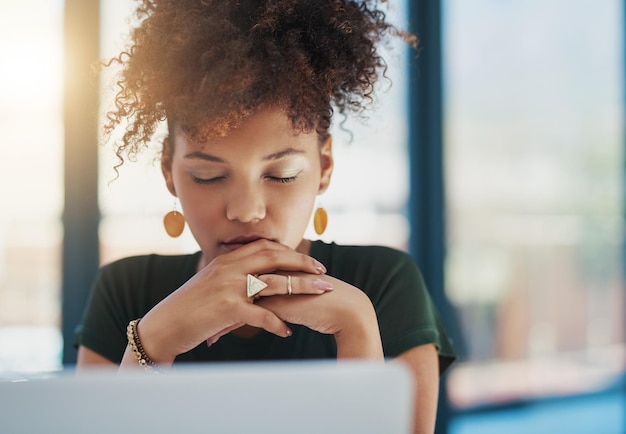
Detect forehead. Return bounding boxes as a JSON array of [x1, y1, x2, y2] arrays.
[[171, 108, 318, 154]]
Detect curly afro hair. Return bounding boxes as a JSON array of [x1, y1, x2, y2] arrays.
[[104, 0, 416, 165]]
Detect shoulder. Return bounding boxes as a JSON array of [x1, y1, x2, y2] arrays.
[[311, 241, 422, 291], [92, 252, 201, 312], [312, 241, 417, 273], [337, 243, 414, 266], [98, 252, 200, 283], [99, 252, 199, 277]]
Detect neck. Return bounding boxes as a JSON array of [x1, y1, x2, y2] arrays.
[[296, 238, 311, 255]]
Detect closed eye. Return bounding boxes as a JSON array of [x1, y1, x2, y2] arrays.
[[266, 175, 298, 184], [192, 176, 226, 185]]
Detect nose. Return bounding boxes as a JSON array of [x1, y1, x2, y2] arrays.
[[225, 182, 266, 223]]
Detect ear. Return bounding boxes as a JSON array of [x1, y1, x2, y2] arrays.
[[317, 135, 334, 194], [161, 137, 177, 197]]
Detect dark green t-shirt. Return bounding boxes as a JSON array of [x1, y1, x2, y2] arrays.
[[74, 241, 456, 374]]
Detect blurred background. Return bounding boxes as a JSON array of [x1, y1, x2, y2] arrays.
[[0, 0, 624, 432]]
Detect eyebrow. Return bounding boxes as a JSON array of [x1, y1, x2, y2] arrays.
[[183, 152, 225, 163], [183, 147, 305, 162], [262, 148, 306, 161]]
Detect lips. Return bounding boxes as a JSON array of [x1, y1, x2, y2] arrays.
[[220, 235, 274, 252]]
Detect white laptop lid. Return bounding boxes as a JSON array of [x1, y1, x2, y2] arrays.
[[1, 360, 413, 434]]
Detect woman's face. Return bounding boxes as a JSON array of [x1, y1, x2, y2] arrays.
[[162, 107, 333, 262]]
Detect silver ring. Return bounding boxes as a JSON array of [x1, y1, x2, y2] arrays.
[[247, 274, 267, 298], [287, 275, 292, 296]]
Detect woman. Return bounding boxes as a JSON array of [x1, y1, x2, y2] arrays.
[[75, 1, 456, 432]]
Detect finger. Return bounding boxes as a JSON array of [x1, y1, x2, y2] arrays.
[[221, 239, 326, 275], [222, 238, 291, 259], [240, 303, 292, 338], [255, 274, 333, 297], [245, 248, 327, 276]]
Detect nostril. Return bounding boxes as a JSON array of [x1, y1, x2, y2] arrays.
[[226, 197, 266, 223]]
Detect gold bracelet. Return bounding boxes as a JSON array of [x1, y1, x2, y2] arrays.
[[126, 318, 159, 372]]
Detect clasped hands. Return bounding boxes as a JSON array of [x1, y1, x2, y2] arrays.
[[136, 239, 383, 366]]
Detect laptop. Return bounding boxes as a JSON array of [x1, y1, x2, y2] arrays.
[[0, 360, 413, 434]]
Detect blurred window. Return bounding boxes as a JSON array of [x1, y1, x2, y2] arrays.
[[0, 0, 64, 372], [443, 0, 624, 407]]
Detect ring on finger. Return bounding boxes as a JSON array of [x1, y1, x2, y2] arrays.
[[247, 274, 267, 298], [287, 275, 293, 296]]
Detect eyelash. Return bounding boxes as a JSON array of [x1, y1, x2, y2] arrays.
[[191, 175, 299, 185], [266, 175, 298, 184], [192, 176, 224, 185]]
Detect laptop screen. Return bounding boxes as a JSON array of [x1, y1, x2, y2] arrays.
[[1, 360, 413, 434]]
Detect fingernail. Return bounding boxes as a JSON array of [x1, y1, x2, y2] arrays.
[[313, 279, 333, 291], [314, 260, 327, 274], [285, 328, 292, 337]]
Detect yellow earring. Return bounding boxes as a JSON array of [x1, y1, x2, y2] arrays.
[[164, 202, 185, 238], [313, 205, 328, 235]]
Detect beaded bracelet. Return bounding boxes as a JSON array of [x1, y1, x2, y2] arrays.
[[126, 318, 159, 373]]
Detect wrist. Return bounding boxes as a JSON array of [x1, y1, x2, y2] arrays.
[[126, 319, 159, 371], [134, 315, 178, 366], [334, 300, 384, 360]]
